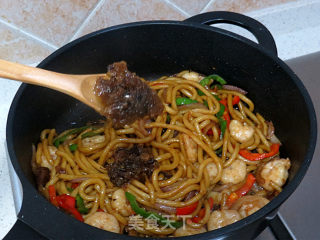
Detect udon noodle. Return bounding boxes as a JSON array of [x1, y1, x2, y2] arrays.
[[33, 69, 291, 237]]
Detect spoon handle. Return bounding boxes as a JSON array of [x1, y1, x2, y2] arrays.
[[0, 59, 82, 98]]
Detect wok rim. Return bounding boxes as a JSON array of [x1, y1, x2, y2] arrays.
[[6, 19, 317, 239]]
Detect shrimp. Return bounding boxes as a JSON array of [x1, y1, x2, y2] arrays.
[[207, 210, 241, 231], [40, 146, 57, 170], [82, 135, 105, 147], [206, 163, 218, 184], [229, 120, 254, 143], [181, 71, 203, 82], [84, 212, 120, 233], [231, 195, 269, 218], [174, 225, 206, 237], [182, 134, 197, 163], [256, 158, 291, 191], [221, 159, 246, 184], [111, 189, 132, 216]]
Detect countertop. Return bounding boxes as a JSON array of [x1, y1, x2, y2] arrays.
[[1, 0, 320, 238]]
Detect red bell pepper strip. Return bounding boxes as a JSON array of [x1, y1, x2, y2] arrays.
[[176, 201, 198, 215], [192, 208, 205, 223], [209, 197, 214, 210], [219, 98, 227, 107], [191, 198, 214, 223], [71, 183, 79, 189], [239, 143, 280, 161], [223, 112, 231, 127], [56, 194, 84, 222], [232, 95, 240, 105], [97, 209, 105, 212], [48, 185, 58, 207], [56, 194, 76, 210], [207, 129, 213, 135], [69, 208, 84, 222], [226, 174, 256, 207], [219, 99, 231, 127]]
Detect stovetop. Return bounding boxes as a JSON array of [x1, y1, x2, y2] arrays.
[[256, 52, 320, 240], [5, 52, 320, 240]]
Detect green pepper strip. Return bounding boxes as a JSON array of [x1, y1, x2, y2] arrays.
[[125, 192, 183, 228], [176, 97, 198, 106], [81, 131, 100, 139], [207, 74, 227, 85], [198, 74, 227, 96], [203, 100, 209, 108], [215, 148, 223, 155], [76, 194, 89, 214], [216, 104, 225, 118], [166, 115, 171, 123], [211, 84, 223, 90], [213, 95, 221, 101], [69, 143, 78, 152], [218, 118, 227, 139], [197, 77, 211, 96], [53, 126, 90, 147], [215, 103, 227, 139]]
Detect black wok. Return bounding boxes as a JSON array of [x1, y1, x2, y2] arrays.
[[5, 11, 317, 240]]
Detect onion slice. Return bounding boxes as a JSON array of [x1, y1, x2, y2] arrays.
[[266, 121, 275, 139], [154, 203, 176, 214], [177, 102, 207, 111], [222, 85, 248, 95], [69, 177, 89, 183]]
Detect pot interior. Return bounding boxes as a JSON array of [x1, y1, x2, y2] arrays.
[[7, 22, 315, 239]]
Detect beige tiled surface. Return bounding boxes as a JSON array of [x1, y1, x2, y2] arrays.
[[0, 0, 99, 47], [205, 0, 296, 13], [0, 0, 299, 65], [168, 0, 211, 15], [0, 21, 54, 64], [75, 0, 186, 38]]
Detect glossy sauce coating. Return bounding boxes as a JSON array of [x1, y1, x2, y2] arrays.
[[94, 61, 164, 128]]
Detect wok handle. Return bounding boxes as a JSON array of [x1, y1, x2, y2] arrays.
[[184, 11, 278, 56], [267, 213, 294, 240], [3, 219, 47, 240]]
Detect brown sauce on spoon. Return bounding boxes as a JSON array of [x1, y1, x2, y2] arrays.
[[94, 61, 164, 128]]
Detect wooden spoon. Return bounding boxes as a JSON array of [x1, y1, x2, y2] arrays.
[[0, 59, 106, 113]]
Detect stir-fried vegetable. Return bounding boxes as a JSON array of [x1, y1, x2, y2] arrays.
[[218, 118, 227, 139], [219, 99, 231, 126], [198, 74, 227, 96], [176, 97, 198, 106], [81, 131, 100, 139], [203, 100, 209, 108], [125, 192, 183, 228], [56, 194, 84, 222], [176, 201, 198, 215], [53, 126, 90, 147], [216, 104, 225, 118], [69, 143, 78, 152], [178, 74, 229, 139], [166, 115, 171, 123], [71, 183, 79, 189], [215, 100, 228, 139], [48, 185, 84, 221], [239, 143, 280, 161], [191, 198, 214, 223], [48, 185, 58, 207], [232, 95, 240, 105], [226, 174, 256, 207], [76, 194, 89, 214], [215, 148, 223, 155]]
